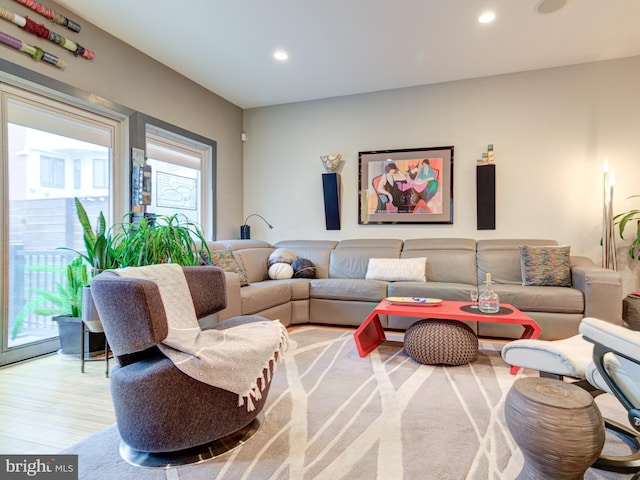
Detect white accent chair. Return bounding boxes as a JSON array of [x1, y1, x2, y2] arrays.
[[502, 317, 640, 474]]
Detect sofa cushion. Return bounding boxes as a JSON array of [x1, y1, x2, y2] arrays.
[[310, 278, 387, 302], [330, 239, 403, 279], [365, 257, 427, 282], [233, 248, 273, 284], [388, 282, 475, 302], [274, 240, 337, 279], [519, 245, 571, 287], [240, 281, 292, 315], [402, 238, 477, 284], [489, 284, 583, 314], [476, 239, 558, 285], [208, 249, 249, 286]]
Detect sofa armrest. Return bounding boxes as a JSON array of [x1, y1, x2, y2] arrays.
[[571, 260, 622, 325], [218, 271, 242, 321]]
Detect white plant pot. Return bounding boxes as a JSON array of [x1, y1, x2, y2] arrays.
[[81, 286, 104, 333]]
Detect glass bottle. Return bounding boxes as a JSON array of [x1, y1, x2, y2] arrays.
[[479, 272, 500, 313]]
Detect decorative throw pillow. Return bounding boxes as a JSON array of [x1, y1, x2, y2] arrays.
[[292, 258, 317, 278], [268, 262, 294, 280], [268, 248, 298, 267], [519, 245, 571, 287], [209, 249, 250, 286], [365, 257, 427, 282]]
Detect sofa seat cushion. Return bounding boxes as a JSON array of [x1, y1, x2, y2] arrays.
[[388, 282, 476, 302], [310, 278, 387, 302], [490, 284, 583, 314], [271, 278, 310, 300], [240, 281, 292, 315]]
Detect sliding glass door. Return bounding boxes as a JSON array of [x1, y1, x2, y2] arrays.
[[1, 84, 120, 365]]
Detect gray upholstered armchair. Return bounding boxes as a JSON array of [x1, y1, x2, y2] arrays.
[[91, 266, 276, 465]]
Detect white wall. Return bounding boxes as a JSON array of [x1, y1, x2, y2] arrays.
[[243, 56, 640, 293]]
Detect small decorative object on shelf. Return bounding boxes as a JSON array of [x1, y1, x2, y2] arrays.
[[477, 144, 495, 165], [320, 154, 342, 173], [479, 272, 500, 313]]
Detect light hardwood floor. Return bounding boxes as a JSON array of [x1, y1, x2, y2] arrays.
[[0, 352, 115, 454]]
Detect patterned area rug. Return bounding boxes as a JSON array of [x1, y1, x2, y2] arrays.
[[63, 326, 636, 479]]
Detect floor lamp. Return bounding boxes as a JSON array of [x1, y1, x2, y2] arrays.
[[602, 162, 617, 270]]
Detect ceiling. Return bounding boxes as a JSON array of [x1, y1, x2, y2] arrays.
[[54, 0, 640, 109]]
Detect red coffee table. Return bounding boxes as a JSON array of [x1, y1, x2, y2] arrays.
[[353, 298, 541, 374]]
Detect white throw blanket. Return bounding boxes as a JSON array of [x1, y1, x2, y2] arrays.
[[114, 264, 288, 411]]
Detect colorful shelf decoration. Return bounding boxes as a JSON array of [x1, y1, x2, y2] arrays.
[[12, 0, 81, 33], [0, 6, 94, 59], [0, 29, 66, 68]]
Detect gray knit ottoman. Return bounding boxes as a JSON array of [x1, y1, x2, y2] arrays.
[[404, 319, 478, 365]]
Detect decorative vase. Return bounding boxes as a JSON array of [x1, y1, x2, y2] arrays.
[[320, 154, 342, 173]]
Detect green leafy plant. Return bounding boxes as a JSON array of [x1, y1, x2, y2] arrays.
[[614, 195, 640, 260], [69, 198, 211, 269], [11, 256, 88, 339], [111, 213, 211, 267], [68, 197, 119, 273]]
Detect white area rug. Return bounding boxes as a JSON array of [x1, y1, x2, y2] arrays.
[[63, 326, 636, 479]]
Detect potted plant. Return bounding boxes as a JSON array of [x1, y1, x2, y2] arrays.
[[614, 195, 640, 260], [66, 197, 120, 333], [12, 256, 104, 355], [71, 196, 120, 273], [69, 198, 212, 333], [111, 212, 211, 267]]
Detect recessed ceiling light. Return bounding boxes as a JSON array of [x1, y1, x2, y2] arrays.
[[273, 50, 289, 61], [536, 0, 567, 14], [478, 11, 496, 23]]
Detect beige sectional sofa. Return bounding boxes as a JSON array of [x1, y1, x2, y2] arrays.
[[205, 238, 622, 341]]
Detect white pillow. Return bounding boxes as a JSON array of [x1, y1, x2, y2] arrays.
[[365, 257, 427, 282], [268, 262, 294, 280]]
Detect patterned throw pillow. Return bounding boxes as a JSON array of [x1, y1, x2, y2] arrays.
[[519, 245, 571, 287], [209, 249, 249, 286], [365, 257, 427, 282]]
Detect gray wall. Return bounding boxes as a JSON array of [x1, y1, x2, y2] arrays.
[[0, 0, 243, 240], [243, 56, 640, 293]]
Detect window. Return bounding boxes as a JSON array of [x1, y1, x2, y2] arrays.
[[73, 159, 81, 189], [92, 157, 108, 188], [144, 124, 214, 237], [40, 155, 65, 188]]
